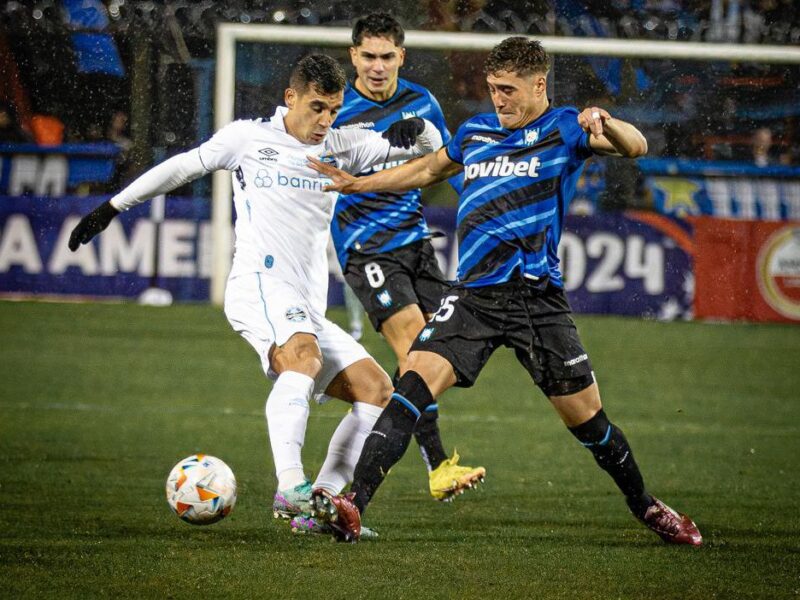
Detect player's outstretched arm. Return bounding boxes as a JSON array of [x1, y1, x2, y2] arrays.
[[309, 147, 461, 195], [68, 201, 120, 251], [67, 149, 209, 251], [578, 107, 648, 158]]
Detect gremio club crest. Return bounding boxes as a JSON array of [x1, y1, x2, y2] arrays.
[[756, 225, 800, 320]]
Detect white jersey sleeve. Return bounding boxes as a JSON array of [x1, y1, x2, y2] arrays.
[[326, 118, 443, 174], [109, 120, 253, 212], [196, 120, 252, 171]]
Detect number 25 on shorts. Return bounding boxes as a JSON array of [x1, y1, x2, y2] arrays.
[[432, 295, 459, 322]]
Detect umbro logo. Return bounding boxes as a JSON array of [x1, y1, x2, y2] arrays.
[[258, 147, 279, 161]]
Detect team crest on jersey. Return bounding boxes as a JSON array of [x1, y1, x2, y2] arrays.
[[376, 290, 393, 308], [419, 327, 435, 342], [317, 155, 338, 166], [258, 147, 279, 161], [285, 306, 307, 323], [254, 169, 273, 188], [524, 129, 540, 145]]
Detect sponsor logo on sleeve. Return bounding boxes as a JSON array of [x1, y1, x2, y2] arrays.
[[285, 306, 308, 323]]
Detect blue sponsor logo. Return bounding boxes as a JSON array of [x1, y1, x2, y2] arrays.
[[264, 255, 274, 269], [285, 306, 307, 323], [419, 327, 435, 342], [254, 169, 273, 188], [254, 169, 328, 191], [377, 290, 392, 308], [277, 172, 326, 191]]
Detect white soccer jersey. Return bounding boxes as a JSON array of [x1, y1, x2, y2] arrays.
[[110, 106, 442, 321]]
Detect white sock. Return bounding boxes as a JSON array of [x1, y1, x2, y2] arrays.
[[265, 371, 313, 490], [313, 402, 383, 494]]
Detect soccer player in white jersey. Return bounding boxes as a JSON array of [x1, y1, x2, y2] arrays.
[[68, 54, 443, 537]]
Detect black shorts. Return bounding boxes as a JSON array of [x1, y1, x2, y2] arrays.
[[343, 239, 449, 331], [410, 280, 593, 394]]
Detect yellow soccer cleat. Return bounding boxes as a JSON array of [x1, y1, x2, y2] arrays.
[[429, 450, 486, 501]]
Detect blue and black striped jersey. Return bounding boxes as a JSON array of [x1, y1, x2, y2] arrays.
[[445, 106, 593, 289], [331, 78, 451, 268]]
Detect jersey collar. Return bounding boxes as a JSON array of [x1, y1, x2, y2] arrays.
[[269, 105, 326, 149], [270, 106, 289, 132]]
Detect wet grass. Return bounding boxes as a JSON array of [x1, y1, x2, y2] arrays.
[[1, 301, 799, 599]]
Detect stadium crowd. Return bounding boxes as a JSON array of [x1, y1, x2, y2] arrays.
[[0, 0, 797, 200]]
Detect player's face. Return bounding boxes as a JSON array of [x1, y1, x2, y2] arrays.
[[486, 70, 548, 130], [284, 85, 344, 145], [350, 36, 406, 101]]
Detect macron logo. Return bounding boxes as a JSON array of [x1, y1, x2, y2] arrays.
[[464, 155, 541, 181], [339, 122, 374, 130], [471, 135, 499, 144]]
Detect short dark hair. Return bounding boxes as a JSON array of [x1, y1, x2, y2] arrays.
[[484, 37, 549, 77], [289, 54, 347, 95], [351, 12, 405, 47]]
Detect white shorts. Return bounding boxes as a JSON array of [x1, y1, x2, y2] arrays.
[[224, 273, 370, 399]]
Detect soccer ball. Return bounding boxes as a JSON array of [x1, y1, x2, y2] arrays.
[[166, 454, 237, 525]]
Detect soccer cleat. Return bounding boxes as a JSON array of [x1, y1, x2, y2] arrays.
[[309, 488, 361, 543], [638, 497, 703, 546], [290, 514, 379, 540], [429, 450, 486, 502], [272, 479, 313, 519]]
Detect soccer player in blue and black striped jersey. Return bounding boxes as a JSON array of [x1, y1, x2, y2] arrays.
[[331, 13, 485, 502], [310, 37, 703, 545]]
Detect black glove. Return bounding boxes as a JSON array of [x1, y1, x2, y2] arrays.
[[68, 200, 120, 251], [383, 117, 425, 149]]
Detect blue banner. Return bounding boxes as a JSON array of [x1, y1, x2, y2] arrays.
[[0, 143, 119, 197], [1, 198, 693, 319], [0, 196, 210, 300], [646, 175, 800, 220]]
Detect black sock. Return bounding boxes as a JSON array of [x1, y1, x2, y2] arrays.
[[351, 371, 434, 514], [568, 409, 653, 517], [413, 404, 448, 471]]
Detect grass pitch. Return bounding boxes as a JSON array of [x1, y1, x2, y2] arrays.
[[1, 301, 798, 599]]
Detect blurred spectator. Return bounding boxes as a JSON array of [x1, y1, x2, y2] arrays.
[[0, 101, 32, 143], [29, 114, 65, 146], [751, 126, 781, 167], [107, 109, 133, 187], [107, 110, 132, 151], [600, 156, 644, 211], [85, 121, 105, 142]]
